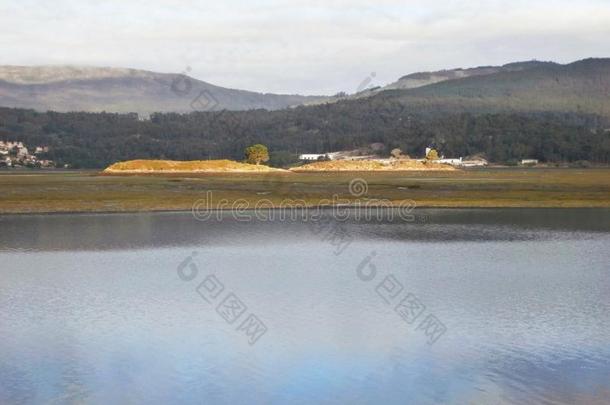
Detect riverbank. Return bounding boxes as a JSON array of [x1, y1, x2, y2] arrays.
[[1, 168, 609, 213]]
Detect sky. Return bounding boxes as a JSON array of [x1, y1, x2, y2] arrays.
[[1, 0, 609, 95]]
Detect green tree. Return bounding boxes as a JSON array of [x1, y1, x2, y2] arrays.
[[268, 150, 299, 167], [245, 144, 269, 165]]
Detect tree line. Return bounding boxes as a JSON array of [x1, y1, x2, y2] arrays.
[[0, 101, 608, 168]]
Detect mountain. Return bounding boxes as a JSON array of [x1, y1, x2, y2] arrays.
[[1, 57, 609, 120], [377, 58, 610, 117], [0, 66, 327, 115], [381, 60, 557, 91], [307, 60, 558, 104]]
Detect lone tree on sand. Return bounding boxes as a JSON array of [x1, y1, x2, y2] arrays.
[[245, 144, 269, 165], [390, 148, 403, 159]]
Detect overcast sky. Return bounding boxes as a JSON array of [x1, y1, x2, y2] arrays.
[[1, 0, 609, 95]]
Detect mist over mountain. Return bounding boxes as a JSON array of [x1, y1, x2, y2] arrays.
[[0, 66, 327, 115]]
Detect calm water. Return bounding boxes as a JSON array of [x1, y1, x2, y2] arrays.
[[1, 209, 609, 404]]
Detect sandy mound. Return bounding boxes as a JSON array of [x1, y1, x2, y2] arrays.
[[103, 159, 286, 173], [290, 159, 456, 172]]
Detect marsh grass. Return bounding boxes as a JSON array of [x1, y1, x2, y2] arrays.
[[0, 168, 609, 213]]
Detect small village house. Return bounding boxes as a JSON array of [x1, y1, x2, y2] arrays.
[[299, 153, 328, 161]]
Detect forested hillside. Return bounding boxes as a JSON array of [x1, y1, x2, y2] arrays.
[[1, 104, 608, 168], [387, 58, 610, 117]]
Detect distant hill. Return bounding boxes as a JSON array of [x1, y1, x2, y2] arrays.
[[380, 58, 610, 117], [382, 60, 557, 91], [305, 60, 557, 104], [3, 59, 608, 117], [0, 66, 327, 115]]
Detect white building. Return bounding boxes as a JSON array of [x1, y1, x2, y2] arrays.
[[521, 159, 539, 165], [17, 147, 29, 157], [438, 157, 463, 165], [462, 159, 488, 167], [0, 141, 25, 151], [3, 141, 23, 149], [299, 153, 328, 161]]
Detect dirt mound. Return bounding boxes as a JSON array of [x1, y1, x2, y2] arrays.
[[290, 159, 456, 172], [103, 159, 287, 173]]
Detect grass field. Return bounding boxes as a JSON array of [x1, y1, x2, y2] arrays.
[[0, 168, 609, 213]]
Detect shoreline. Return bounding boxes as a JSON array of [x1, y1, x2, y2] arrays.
[[2, 204, 610, 216]]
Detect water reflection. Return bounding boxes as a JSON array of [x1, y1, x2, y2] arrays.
[[0, 209, 609, 404], [1, 208, 609, 252]]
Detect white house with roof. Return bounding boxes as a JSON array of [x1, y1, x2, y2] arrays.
[[299, 153, 328, 161]]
